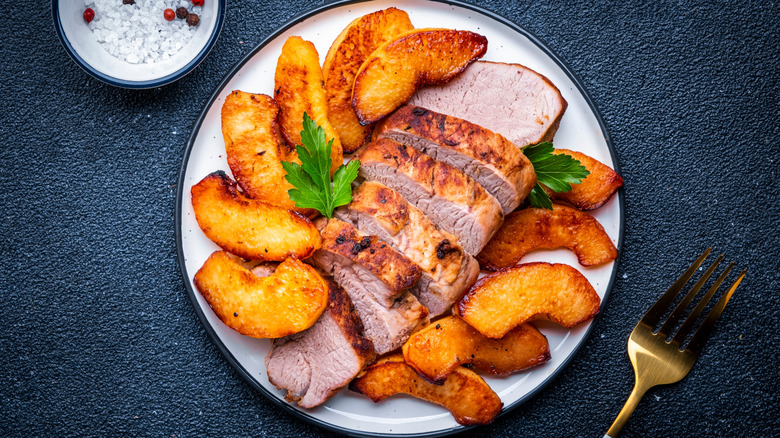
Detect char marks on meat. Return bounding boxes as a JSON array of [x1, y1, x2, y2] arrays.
[[265, 279, 375, 408], [336, 181, 479, 316], [312, 217, 421, 307], [409, 61, 567, 148], [375, 105, 537, 213], [358, 138, 503, 255], [311, 218, 427, 354]]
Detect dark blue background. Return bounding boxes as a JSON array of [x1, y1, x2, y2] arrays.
[[2, 1, 777, 436]]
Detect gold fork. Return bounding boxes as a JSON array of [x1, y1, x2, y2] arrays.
[[605, 248, 746, 437]]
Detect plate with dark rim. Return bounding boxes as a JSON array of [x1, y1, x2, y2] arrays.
[[175, 0, 624, 436]]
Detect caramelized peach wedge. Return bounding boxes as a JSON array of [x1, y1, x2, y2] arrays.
[[477, 203, 618, 270], [322, 7, 414, 153], [352, 28, 488, 124], [191, 171, 322, 261], [546, 149, 623, 211], [275, 36, 343, 175], [221, 91, 313, 215], [456, 262, 601, 338], [194, 251, 329, 338], [402, 315, 550, 383], [350, 354, 503, 426]]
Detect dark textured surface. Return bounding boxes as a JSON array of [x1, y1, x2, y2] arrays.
[[1, 0, 778, 437]]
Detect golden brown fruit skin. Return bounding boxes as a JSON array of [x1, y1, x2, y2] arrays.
[[349, 354, 503, 426], [546, 149, 624, 211], [193, 251, 329, 338], [191, 171, 322, 261], [352, 29, 488, 125], [477, 203, 618, 270], [274, 36, 343, 175], [456, 262, 601, 338], [322, 8, 414, 153], [221, 91, 313, 214], [402, 315, 550, 383]]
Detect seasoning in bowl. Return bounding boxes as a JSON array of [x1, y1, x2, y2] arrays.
[[83, 0, 202, 64], [186, 13, 200, 27]]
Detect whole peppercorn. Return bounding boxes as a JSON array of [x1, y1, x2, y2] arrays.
[[83, 8, 95, 23], [122, 0, 135, 4], [163, 8, 175, 21], [176, 7, 189, 19], [186, 13, 200, 27]]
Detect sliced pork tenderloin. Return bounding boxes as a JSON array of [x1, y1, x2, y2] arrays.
[[311, 218, 427, 354], [265, 279, 375, 408], [374, 105, 537, 213], [409, 61, 567, 148], [358, 138, 503, 255], [311, 217, 420, 307], [336, 181, 480, 316]]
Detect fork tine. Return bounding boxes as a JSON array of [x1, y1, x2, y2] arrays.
[[672, 262, 734, 345], [658, 254, 724, 337], [640, 248, 712, 327], [685, 269, 746, 354]]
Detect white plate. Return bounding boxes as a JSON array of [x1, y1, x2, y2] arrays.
[[175, 0, 624, 436]]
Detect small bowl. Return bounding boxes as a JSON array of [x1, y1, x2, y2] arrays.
[[53, 0, 225, 88]]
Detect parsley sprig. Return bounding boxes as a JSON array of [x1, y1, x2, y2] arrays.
[[281, 113, 360, 218], [523, 142, 590, 210]]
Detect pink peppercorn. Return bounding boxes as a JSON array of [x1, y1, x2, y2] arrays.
[[83, 8, 95, 23]]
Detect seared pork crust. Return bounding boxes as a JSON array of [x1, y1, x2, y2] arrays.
[[312, 218, 428, 354], [337, 182, 479, 316], [375, 105, 536, 213], [319, 218, 422, 301], [358, 138, 503, 255]]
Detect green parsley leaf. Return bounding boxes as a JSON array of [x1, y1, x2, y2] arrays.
[[332, 159, 361, 208], [282, 113, 360, 218], [523, 142, 590, 210], [526, 183, 554, 210]]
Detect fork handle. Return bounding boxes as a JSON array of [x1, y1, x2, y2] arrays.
[[605, 381, 650, 437]]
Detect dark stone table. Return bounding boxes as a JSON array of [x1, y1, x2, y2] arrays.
[[2, 1, 777, 436]]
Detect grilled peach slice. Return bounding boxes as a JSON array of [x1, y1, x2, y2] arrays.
[[477, 203, 618, 270], [221, 91, 313, 214], [194, 251, 328, 338], [456, 263, 600, 338], [402, 315, 550, 383], [546, 149, 623, 210], [350, 354, 502, 426], [322, 8, 414, 153], [352, 29, 488, 125], [191, 171, 322, 261], [275, 36, 342, 175]]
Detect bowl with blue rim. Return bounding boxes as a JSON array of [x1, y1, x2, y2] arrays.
[[53, 0, 225, 89]]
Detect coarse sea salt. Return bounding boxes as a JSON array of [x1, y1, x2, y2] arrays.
[[85, 0, 201, 64]]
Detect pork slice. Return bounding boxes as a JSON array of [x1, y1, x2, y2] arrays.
[[358, 138, 503, 255], [375, 105, 537, 213], [336, 182, 480, 316], [311, 217, 421, 307], [311, 219, 427, 354], [409, 61, 567, 148], [265, 279, 375, 408]]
